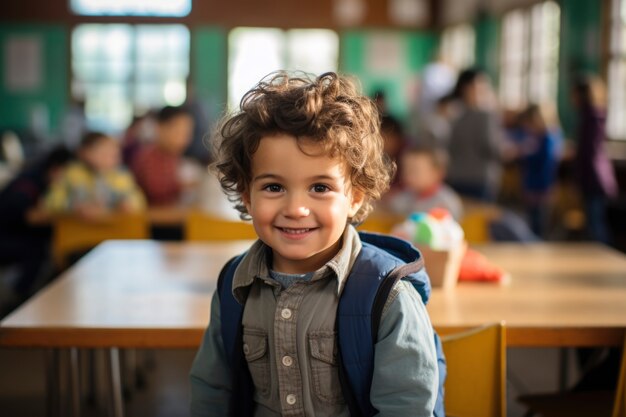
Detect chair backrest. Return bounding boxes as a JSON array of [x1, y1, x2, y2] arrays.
[[357, 211, 404, 235], [52, 213, 149, 267], [185, 209, 257, 241], [613, 334, 626, 417], [441, 322, 506, 417]]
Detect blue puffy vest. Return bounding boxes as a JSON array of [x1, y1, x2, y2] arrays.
[[217, 232, 446, 416]]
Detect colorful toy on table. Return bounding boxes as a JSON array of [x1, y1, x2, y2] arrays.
[[392, 207, 464, 250], [392, 207, 507, 285], [391, 208, 466, 288]]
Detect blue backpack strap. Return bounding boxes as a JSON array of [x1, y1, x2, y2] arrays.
[[217, 254, 254, 417], [336, 242, 404, 416], [338, 235, 446, 417]]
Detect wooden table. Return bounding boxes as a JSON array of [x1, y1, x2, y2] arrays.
[[429, 243, 626, 347], [0, 240, 251, 349], [3, 240, 625, 349], [1, 240, 626, 415]]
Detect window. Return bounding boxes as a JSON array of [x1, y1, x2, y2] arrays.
[[70, 0, 191, 17], [72, 24, 190, 132], [607, 0, 626, 140], [500, 10, 529, 110], [499, 1, 560, 111], [440, 24, 475, 70], [228, 28, 339, 110]]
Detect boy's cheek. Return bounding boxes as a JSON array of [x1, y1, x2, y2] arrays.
[[348, 191, 365, 217]]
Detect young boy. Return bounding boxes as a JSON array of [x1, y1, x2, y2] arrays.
[[190, 72, 440, 417], [45, 132, 145, 219], [131, 105, 195, 206], [390, 147, 463, 221]]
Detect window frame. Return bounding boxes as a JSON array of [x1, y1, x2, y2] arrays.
[[69, 0, 192, 17], [606, 0, 626, 141], [71, 23, 190, 133], [498, 1, 561, 112], [227, 27, 339, 111], [440, 23, 476, 71]]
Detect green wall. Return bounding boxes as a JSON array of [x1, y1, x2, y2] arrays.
[[474, 13, 500, 86], [0, 25, 69, 135], [340, 30, 438, 122], [192, 26, 228, 123]]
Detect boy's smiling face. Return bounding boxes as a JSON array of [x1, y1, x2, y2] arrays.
[[243, 133, 364, 274]]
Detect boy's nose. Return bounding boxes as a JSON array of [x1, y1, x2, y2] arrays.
[[283, 195, 310, 218]]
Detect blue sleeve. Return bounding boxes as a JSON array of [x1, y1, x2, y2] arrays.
[[189, 291, 233, 417], [370, 280, 439, 417]]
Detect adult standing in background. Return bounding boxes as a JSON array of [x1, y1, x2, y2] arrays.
[[446, 68, 504, 202], [572, 75, 618, 243], [408, 52, 457, 143]]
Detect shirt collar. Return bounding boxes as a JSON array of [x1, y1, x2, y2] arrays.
[[232, 225, 362, 303]]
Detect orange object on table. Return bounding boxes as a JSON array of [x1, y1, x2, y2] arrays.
[[458, 248, 507, 283]]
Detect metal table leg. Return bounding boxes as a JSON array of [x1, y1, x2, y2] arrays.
[[105, 347, 124, 417], [68, 347, 81, 417], [45, 348, 61, 417]]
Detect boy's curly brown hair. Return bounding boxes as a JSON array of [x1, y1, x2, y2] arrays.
[[212, 71, 395, 224]]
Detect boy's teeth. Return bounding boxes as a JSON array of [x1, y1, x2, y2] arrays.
[[282, 228, 310, 234]]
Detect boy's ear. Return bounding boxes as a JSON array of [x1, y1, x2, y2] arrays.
[[348, 189, 365, 218]]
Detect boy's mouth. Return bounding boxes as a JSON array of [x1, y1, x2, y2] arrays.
[[277, 227, 316, 235]]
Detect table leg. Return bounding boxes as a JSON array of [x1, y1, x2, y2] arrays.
[[558, 347, 569, 390], [85, 349, 97, 406], [68, 347, 81, 417], [45, 348, 61, 417], [105, 347, 124, 417]]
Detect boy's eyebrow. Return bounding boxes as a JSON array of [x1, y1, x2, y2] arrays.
[[252, 173, 282, 182], [308, 174, 340, 182], [252, 173, 341, 182]]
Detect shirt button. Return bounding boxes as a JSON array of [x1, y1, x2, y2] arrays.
[[281, 308, 292, 320], [243, 344, 249, 355], [282, 355, 293, 367], [286, 394, 297, 405]]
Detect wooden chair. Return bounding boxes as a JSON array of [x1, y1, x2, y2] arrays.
[[442, 322, 506, 417], [52, 213, 149, 268], [459, 198, 503, 244], [184, 209, 257, 241], [615, 337, 626, 417], [519, 334, 626, 417], [357, 213, 403, 234]]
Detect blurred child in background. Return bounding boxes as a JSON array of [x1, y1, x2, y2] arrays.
[[131, 105, 196, 206], [389, 147, 463, 220], [516, 103, 563, 238], [45, 132, 145, 219], [0, 146, 73, 307], [121, 114, 154, 166]]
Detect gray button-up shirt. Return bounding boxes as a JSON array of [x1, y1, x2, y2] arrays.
[[190, 226, 438, 416]]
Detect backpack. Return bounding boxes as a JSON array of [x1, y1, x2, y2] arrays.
[[218, 232, 446, 416]]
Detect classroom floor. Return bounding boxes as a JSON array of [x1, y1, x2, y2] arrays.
[[0, 343, 576, 417]]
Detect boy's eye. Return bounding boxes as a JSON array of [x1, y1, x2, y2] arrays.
[[263, 183, 284, 193], [311, 184, 330, 193]]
